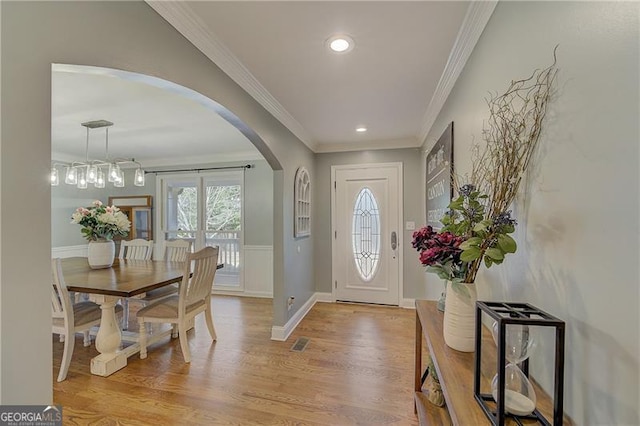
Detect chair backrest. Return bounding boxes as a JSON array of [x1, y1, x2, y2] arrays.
[[51, 258, 73, 328], [164, 239, 192, 262], [179, 246, 219, 312], [119, 239, 153, 260]]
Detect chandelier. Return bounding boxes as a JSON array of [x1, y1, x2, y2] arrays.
[[50, 120, 145, 189]]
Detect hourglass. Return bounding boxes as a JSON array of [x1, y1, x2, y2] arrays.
[[490, 323, 537, 416], [474, 301, 566, 426]]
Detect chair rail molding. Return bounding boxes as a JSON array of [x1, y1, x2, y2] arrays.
[[52, 245, 88, 259]]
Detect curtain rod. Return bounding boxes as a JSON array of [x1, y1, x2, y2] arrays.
[[145, 164, 253, 175]]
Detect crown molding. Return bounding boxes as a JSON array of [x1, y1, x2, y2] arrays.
[[416, 1, 498, 146], [314, 137, 418, 154], [145, 1, 317, 152]]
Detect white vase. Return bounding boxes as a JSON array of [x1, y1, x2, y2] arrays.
[[87, 239, 115, 269], [443, 282, 477, 352]]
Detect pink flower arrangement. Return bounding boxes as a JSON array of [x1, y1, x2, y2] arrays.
[[71, 200, 130, 241]]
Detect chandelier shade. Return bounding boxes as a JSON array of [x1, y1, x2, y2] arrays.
[[50, 167, 59, 186], [64, 166, 77, 185], [51, 120, 145, 189]]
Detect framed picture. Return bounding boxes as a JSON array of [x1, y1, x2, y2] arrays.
[[426, 122, 453, 229]]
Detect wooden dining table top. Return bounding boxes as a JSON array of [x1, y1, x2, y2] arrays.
[[60, 257, 222, 298]]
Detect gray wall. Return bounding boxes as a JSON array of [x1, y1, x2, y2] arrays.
[[1, 0, 312, 403], [314, 148, 424, 299], [240, 160, 273, 246], [422, 2, 639, 424]]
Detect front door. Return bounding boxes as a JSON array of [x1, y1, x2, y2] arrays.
[[332, 163, 402, 305]]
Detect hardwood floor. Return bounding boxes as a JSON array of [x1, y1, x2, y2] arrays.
[[53, 296, 420, 425]]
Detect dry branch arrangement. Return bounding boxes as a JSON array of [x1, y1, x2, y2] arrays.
[[413, 47, 559, 285], [461, 47, 559, 283]]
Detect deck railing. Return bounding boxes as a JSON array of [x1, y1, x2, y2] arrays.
[[206, 231, 241, 275], [165, 231, 241, 286]]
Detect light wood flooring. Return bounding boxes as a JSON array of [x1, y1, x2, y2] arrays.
[[53, 296, 420, 425]]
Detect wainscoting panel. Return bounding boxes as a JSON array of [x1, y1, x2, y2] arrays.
[[242, 245, 273, 298], [52, 245, 87, 259]]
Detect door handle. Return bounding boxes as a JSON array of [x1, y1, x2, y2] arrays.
[[391, 231, 397, 250]]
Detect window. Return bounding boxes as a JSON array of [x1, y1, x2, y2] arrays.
[[294, 167, 311, 237], [351, 187, 380, 282], [160, 171, 243, 288]]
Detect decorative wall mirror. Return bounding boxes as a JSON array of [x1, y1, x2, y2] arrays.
[[294, 167, 311, 238]]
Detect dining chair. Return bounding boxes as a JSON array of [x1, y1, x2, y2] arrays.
[[136, 239, 193, 310], [138, 246, 219, 363], [118, 239, 154, 329], [51, 258, 123, 381], [118, 238, 153, 260], [163, 239, 192, 262]]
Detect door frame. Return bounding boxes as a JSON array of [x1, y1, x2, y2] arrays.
[[155, 170, 245, 291], [330, 162, 404, 305]]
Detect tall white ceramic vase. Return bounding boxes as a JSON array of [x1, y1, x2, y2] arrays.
[[443, 282, 477, 352], [87, 239, 115, 269]]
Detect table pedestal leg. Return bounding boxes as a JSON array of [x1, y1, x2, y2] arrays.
[[90, 295, 127, 376]]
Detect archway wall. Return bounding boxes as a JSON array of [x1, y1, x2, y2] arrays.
[[1, 1, 315, 403]]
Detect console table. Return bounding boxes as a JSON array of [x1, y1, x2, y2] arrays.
[[414, 300, 573, 425]]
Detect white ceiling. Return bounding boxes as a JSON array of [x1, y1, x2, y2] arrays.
[[53, 2, 497, 164], [183, 1, 471, 152], [52, 66, 261, 168]]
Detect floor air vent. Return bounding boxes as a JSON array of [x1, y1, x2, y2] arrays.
[[290, 337, 310, 352]]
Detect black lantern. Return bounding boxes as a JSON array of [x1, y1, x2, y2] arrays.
[[474, 301, 565, 425]]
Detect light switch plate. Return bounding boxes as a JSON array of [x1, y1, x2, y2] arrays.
[[406, 221, 415, 231]]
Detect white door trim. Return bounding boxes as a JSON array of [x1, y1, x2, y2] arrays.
[[330, 162, 404, 305]]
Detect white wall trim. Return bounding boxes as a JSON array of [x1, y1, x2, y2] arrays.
[[243, 245, 273, 251], [271, 292, 317, 341], [417, 1, 498, 146], [400, 298, 416, 309], [315, 292, 334, 303], [145, 1, 316, 152], [212, 289, 272, 299], [314, 137, 418, 154], [52, 245, 87, 259], [242, 290, 273, 299]]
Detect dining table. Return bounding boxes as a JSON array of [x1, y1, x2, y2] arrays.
[[61, 257, 222, 377]]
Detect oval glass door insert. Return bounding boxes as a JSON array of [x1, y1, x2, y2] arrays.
[[352, 187, 381, 282]]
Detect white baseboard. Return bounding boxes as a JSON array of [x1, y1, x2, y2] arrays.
[[271, 293, 318, 341], [243, 290, 273, 298], [315, 292, 334, 302], [270, 291, 411, 341], [400, 298, 416, 309], [52, 245, 87, 258], [213, 289, 272, 299]]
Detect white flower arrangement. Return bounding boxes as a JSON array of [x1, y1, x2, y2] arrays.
[[71, 200, 131, 241]]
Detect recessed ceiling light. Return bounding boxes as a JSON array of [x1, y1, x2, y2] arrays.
[[327, 35, 354, 53], [356, 127, 367, 133]]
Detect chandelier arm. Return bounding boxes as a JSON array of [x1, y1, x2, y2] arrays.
[[113, 158, 137, 165]]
